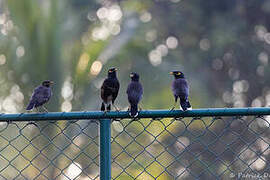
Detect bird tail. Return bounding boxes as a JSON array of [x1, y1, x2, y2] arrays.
[[186, 101, 192, 110], [180, 99, 191, 111], [101, 102, 105, 111], [26, 101, 35, 110], [129, 104, 138, 117]]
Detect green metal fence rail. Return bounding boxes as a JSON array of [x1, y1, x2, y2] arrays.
[[0, 108, 269, 179]]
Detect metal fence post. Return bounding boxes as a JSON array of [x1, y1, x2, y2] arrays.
[[100, 119, 111, 180]]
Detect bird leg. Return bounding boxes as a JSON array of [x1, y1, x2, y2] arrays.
[[112, 104, 120, 111], [138, 104, 143, 111], [36, 107, 41, 113], [106, 104, 111, 111], [170, 103, 176, 111], [101, 102, 105, 111]]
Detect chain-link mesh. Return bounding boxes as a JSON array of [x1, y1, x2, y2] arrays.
[[0, 115, 269, 180], [111, 116, 270, 179], [0, 120, 99, 180]]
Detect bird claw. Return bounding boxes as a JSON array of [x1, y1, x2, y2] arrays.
[[129, 112, 139, 118], [113, 104, 120, 112], [170, 107, 175, 112]]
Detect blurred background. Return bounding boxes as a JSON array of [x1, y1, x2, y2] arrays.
[[1, 0, 270, 113], [0, 0, 270, 179]]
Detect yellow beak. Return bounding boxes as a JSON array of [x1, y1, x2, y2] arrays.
[[169, 72, 174, 75], [130, 74, 134, 77], [109, 68, 117, 73]]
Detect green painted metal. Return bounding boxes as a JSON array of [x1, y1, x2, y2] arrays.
[[0, 107, 270, 122], [100, 119, 111, 180]]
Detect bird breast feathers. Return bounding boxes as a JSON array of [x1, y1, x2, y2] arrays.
[[127, 82, 143, 94]]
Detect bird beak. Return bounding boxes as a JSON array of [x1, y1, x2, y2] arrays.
[[50, 81, 54, 85], [109, 68, 117, 73], [169, 72, 174, 75], [130, 73, 134, 77]]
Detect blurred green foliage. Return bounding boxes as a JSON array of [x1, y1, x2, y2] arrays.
[[0, 0, 270, 179]]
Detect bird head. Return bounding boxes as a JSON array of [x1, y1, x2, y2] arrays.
[[130, 72, 140, 81], [42, 80, 54, 87], [108, 67, 117, 78], [169, 71, 185, 78]]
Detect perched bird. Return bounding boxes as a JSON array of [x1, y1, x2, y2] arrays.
[[170, 71, 192, 111], [101, 67, 120, 111], [26, 80, 54, 112], [126, 72, 143, 117]]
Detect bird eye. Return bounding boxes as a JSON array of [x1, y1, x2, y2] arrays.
[[177, 72, 181, 75]]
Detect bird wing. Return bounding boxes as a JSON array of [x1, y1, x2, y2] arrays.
[[172, 78, 189, 98], [127, 82, 143, 104], [101, 78, 120, 102], [30, 86, 51, 104], [111, 79, 120, 102]]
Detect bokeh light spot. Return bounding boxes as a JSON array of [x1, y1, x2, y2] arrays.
[[145, 30, 157, 42], [110, 24, 121, 35], [156, 44, 168, 57], [251, 97, 263, 107], [140, 11, 152, 23], [212, 58, 223, 70], [149, 50, 162, 66], [92, 26, 110, 41], [61, 100, 72, 112], [264, 33, 270, 44], [166, 36, 178, 49], [255, 25, 267, 40], [258, 52, 268, 65], [16, 46, 25, 58], [97, 7, 108, 20], [228, 68, 240, 80], [65, 162, 82, 179], [90, 60, 103, 76], [199, 38, 211, 51], [108, 5, 122, 22], [0, 54, 6, 65], [251, 156, 266, 171], [256, 65, 264, 76], [0, 14, 6, 24], [77, 53, 90, 72]]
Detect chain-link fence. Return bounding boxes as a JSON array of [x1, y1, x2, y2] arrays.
[[0, 109, 270, 180], [0, 120, 99, 180]]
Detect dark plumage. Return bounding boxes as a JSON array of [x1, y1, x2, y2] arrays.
[[101, 67, 120, 111], [26, 80, 54, 112], [126, 72, 143, 117], [170, 71, 192, 111]]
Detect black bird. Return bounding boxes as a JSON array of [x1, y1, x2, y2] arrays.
[[170, 71, 192, 111], [101, 67, 120, 111], [126, 72, 143, 117], [26, 80, 54, 112]]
